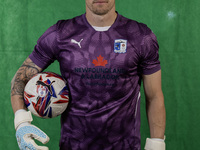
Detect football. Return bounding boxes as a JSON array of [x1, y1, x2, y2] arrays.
[[24, 72, 69, 118]]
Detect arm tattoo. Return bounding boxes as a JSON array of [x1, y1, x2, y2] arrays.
[[11, 59, 41, 97]]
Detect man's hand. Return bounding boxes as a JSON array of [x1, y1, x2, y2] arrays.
[[16, 123, 49, 150], [15, 110, 49, 150]]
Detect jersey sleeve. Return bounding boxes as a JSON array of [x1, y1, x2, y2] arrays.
[[29, 22, 58, 69], [139, 26, 161, 75]]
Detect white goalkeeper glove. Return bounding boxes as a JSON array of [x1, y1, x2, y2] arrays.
[[14, 109, 50, 150], [144, 137, 165, 150]]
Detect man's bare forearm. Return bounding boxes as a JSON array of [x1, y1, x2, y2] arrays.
[[146, 95, 166, 139], [143, 70, 166, 139], [11, 57, 42, 113]]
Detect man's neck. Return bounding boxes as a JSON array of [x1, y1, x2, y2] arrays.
[[85, 8, 117, 27]]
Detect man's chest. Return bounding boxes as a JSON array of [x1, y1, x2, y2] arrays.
[[58, 31, 141, 76]]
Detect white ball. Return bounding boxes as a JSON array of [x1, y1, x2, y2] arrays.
[[24, 72, 69, 118]]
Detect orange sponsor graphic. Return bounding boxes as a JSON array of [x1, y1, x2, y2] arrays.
[[92, 55, 108, 67]]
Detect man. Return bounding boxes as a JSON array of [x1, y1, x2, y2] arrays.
[[11, 0, 166, 149]]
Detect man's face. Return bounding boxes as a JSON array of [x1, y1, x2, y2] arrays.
[[85, 0, 115, 16]]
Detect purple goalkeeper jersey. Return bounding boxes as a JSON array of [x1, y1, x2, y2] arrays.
[[29, 13, 160, 150]]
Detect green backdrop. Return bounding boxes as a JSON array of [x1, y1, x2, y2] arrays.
[[1, 0, 200, 149]]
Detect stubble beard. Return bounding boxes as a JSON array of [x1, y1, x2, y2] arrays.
[[87, 1, 115, 16], [92, 6, 110, 15]]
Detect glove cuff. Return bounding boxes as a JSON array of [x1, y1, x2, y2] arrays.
[[144, 137, 165, 150], [14, 110, 33, 130]]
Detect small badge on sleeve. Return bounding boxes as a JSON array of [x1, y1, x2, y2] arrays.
[[114, 39, 127, 53]]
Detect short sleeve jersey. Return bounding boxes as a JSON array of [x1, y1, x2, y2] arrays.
[[29, 14, 160, 150]]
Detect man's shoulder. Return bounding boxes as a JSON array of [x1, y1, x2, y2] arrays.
[[56, 14, 85, 29], [118, 14, 152, 35]]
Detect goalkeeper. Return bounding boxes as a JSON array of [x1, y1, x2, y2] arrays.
[[11, 0, 166, 149]]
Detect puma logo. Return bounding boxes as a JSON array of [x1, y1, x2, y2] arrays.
[[71, 39, 83, 48], [36, 80, 55, 95]]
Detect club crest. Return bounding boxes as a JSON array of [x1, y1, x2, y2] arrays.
[[114, 39, 127, 53]]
